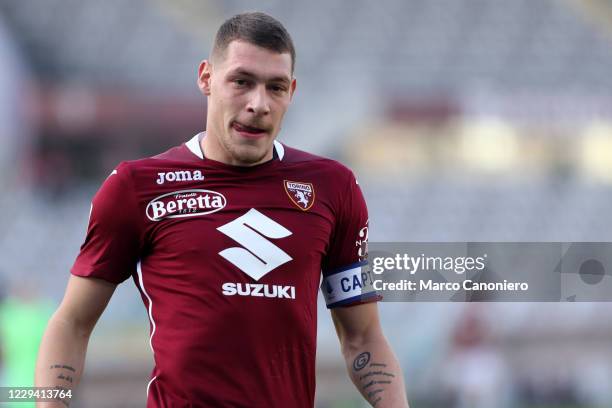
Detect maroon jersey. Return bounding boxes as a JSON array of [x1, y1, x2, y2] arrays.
[[71, 133, 375, 408]]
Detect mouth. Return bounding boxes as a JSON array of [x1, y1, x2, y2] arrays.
[[231, 121, 268, 138]]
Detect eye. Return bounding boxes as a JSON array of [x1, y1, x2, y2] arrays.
[[270, 85, 287, 93], [233, 79, 249, 87]]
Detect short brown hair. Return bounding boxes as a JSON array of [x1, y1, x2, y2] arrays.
[[212, 12, 296, 73]]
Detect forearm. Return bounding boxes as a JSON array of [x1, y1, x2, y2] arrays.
[[342, 335, 409, 408], [35, 313, 90, 407]]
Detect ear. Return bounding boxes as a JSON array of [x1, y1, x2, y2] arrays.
[[289, 77, 297, 101], [197, 60, 212, 96]]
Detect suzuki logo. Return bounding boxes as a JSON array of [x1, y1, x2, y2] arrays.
[[217, 209, 293, 281]]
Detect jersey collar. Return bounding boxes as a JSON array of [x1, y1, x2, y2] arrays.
[[185, 132, 285, 161]]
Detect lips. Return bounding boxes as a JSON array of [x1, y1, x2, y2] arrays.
[[232, 121, 267, 138]]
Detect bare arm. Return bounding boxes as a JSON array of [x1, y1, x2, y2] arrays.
[[331, 303, 409, 408], [35, 275, 116, 407]]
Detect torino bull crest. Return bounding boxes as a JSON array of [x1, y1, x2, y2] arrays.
[[284, 180, 315, 211]]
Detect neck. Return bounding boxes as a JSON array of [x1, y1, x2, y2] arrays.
[[200, 130, 274, 167]]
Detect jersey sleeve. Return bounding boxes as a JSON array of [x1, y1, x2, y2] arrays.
[[321, 170, 379, 308], [71, 163, 142, 284]]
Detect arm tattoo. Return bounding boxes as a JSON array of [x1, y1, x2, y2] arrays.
[[364, 380, 392, 389], [368, 389, 384, 399], [49, 365, 75, 406], [353, 352, 371, 371], [352, 352, 398, 407], [360, 371, 395, 380], [57, 373, 74, 383], [50, 365, 76, 372]]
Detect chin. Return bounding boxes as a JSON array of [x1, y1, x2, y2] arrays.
[[228, 144, 270, 166]]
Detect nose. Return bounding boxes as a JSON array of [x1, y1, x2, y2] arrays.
[[246, 85, 270, 116]]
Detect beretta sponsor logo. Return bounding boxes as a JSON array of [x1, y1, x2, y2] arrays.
[[146, 189, 226, 221]]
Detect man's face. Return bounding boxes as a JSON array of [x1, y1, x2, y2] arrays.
[[198, 40, 296, 166]]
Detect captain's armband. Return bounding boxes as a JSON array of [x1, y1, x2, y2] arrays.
[[321, 261, 378, 308]]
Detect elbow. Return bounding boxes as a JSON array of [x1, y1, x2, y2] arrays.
[[339, 326, 386, 358], [48, 310, 95, 340], [341, 338, 364, 360]]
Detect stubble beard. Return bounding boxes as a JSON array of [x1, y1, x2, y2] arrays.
[[221, 134, 273, 166]]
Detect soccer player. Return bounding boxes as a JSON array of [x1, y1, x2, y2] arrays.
[[35, 12, 410, 408]]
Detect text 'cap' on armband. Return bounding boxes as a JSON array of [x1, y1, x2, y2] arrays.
[[321, 261, 379, 308]]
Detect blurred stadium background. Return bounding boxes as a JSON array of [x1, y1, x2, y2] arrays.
[[1, 0, 612, 407]]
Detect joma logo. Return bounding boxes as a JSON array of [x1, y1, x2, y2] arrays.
[[156, 170, 204, 185]]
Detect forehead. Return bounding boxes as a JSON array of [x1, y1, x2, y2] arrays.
[[216, 40, 293, 80]]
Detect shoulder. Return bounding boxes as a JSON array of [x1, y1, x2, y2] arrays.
[[281, 144, 355, 182], [124, 143, 194, 167], [111, 141, 198, 181]]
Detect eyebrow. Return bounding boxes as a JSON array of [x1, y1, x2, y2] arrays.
[[229, 68, 291, 85]]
